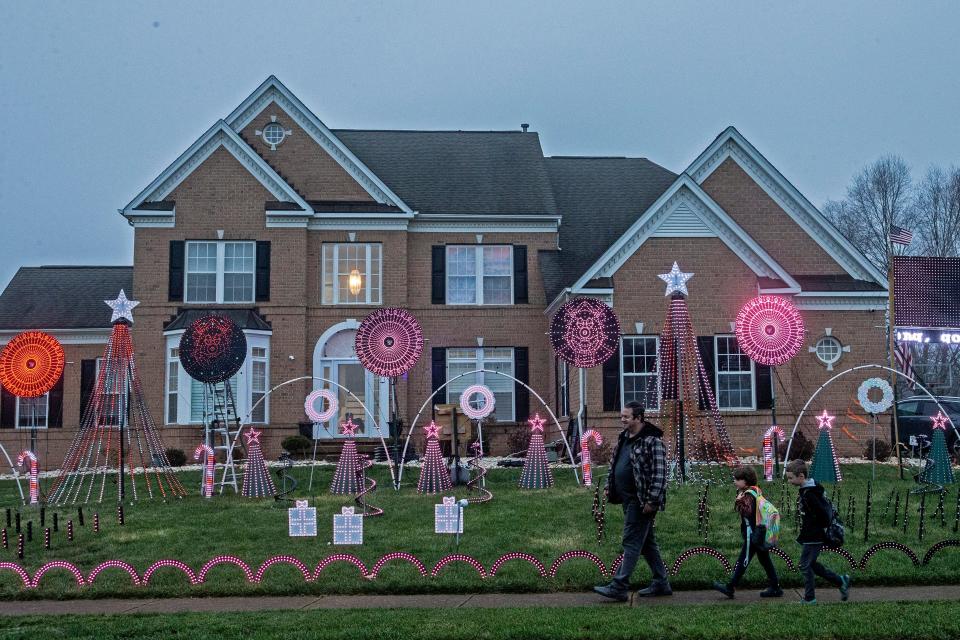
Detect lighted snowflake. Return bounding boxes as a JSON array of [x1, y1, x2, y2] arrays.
[[734, 295, 805, 366], [355, 308, 424, 377], [550, 298, 621, 368]]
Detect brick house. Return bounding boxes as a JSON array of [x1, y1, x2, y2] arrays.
[[0, 76, 888, 470]]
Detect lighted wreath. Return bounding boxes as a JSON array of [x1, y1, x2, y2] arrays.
[[857, 378, 894, 414], [550, 298, 621, 369], [734, 295, 805, 366], [0, 331, 65, 397], [460, 384, 495, 420], [304, 389, 338, 423], [178, 315, 247, 384], [355, 308, 424, 377]]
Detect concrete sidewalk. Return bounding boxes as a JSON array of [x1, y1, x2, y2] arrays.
[[1, 584, 959, 616]]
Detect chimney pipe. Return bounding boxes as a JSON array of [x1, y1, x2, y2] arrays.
[[521, 123, 529, 133]]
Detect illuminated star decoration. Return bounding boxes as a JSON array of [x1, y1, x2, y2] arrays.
[[423, 421, 441, 439], [657, 262, 694, 297], [243, 427, 262, 445], [340, 418, 359, 437], [931, 411, 949, 431], [816, 409, 835, 430], [105, 289, 139, 324], [528, 413, 546, 433]]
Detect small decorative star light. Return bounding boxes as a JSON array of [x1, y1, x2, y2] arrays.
[[244, 427, 262, 445], [340, 418, 359, 437], [931, 411, 949, 431], [528, 413, 546, 433], [105, 289, 139, 323], [816, 409, 835, 430], [423, 421, 441, 439], [658, 262, 694, 297]]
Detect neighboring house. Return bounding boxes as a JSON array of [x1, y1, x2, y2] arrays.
[[0, 77, 887, 468]]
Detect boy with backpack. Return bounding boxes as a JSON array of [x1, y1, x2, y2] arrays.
[[786, 459, 851, 604], [712, 465, 783, 598]]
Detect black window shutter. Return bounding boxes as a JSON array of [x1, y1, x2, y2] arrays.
[[431, 246, 446, 304], [431, 348, 447, 403], [514, 347, 530, 421], [48, 375, 64, 428], [513, 245, 528, 304], [602, 342, 622, 412], [756, 363, 773, 410], [0, 386, 14, 429], [169, 240, 185, 302], [80, 359, 96, 423], [255, 241, 271, 301], [696, 336, 716, 410]]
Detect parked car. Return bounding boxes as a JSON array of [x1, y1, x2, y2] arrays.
[[892, 396, 960, 457]]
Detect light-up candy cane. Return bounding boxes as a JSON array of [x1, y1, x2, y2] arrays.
[[16, 451, 39, 505], [193, 444, 215, 498], [580, 430, 603, 487], [763, 426, 785, 481]]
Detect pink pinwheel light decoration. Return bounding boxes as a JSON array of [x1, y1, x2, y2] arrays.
[[550, 298, 621, 369], [734, 295, 805, 366], [355, 308, 424, 377]]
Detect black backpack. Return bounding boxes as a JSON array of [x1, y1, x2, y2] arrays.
[[823, 499, 845, 547]]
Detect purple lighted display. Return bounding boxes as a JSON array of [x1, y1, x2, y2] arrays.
[[734, 295, 805, 366], [550, 298, 621, 369], [355, 308, 424, 377]]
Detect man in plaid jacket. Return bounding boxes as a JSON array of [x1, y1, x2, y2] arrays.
[[594, 401, 671, 601]]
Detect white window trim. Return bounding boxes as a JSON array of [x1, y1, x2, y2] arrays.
[[714, 335, 756, 412], [166, 347, 179, 425], [184, 240, 256, 304], [814, 336, 844, 366], [620, 335, 660, 413], [321, 243, 383, 305], [445, 245, 514, 306], [446, 346, 516, 422], [164, 330, 270, 425], [15, 394, 49, 430], [557, 357, 570, 418]]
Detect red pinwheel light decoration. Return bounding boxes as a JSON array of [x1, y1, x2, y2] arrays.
[[550, 298, 621, 369], [355, 308, 424, 377], [734, 295, 805, 366], [178, 315, 247, 383], [0, 331, 65, 397]]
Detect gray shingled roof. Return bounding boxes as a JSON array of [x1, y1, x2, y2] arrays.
[[164, 309, 272, 331], [0, 267, 133, 330], [545, 157, 678, 297], [333, 130, 557, 215]]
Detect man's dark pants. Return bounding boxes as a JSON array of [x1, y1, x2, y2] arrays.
[[610, 499, 669, 591], [799, 543, 842, 601]]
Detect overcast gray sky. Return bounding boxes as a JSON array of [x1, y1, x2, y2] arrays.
[[2, 1, 958, 290]]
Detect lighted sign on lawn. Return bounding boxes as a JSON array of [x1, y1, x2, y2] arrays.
[[896, 329, 960, 345]]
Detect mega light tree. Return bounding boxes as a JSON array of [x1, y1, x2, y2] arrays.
[[519, 413, 554, 489], [921, 412, 955, 486], [330, 418, 362, 495], [810, 410, 842, 483], [240, 428, 276, 498], [47, 291, 186, 504], [417, 421, 452, 494], [656, 263, 737, 481]]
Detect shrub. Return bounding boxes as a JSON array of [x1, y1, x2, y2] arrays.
[[589, 439, 613, 466], [165, 448, 186, 467], [863, 438, 892, 461], [281, 435, 312, 458], [506, 424, 529, 456], [779, 429, 814, 461]]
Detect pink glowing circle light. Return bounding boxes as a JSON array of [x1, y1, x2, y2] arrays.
[[734, 295, 805, 366], [549, 298, 621, 368], [460, 384, 495, 420], [304, 389, 338, 423], [355, 308, 424, 377]]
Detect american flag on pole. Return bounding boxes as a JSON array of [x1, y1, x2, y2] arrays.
[[890, 225, 913, 246], [894, 342, 916, 389]]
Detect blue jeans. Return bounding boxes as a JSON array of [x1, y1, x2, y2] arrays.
[[799, 543, 842, 601], [611, 500, 669, 590]]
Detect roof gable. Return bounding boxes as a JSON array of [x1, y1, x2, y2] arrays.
[[225, 76, 412, 212], [120, 121, 310, 219], [686, 126, 886, 285]]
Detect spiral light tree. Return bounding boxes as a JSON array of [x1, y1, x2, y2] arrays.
[[460, 384, 495, 501]]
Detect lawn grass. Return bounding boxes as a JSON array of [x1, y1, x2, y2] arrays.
[[0, 462, 958, 599], [2, 602, 960, 640]]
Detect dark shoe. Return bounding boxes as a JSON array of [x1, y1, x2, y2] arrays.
[[593, 584, 629, 602], [760, 586, 784, 598], [711, 580, 735, 599], [839, 574, 851, 601], [636, 584, 673, 597]]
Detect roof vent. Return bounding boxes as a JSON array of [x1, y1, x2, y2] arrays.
[[521, 123, 529, 133]]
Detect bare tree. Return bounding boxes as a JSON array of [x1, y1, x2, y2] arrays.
[[916, 166, 960, 257]]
